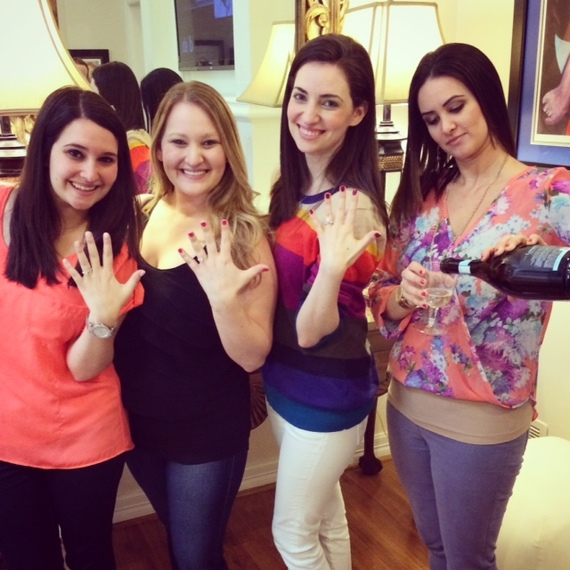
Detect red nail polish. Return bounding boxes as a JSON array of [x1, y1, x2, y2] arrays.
[[325, 192, 331, 199], [374, 232, 381, 238], [340, 185, 346, 192], [352, 189, 357, 196], [200, 221, 207, 228], [178, 248, 184, 253], [309, 209, 314, 215], [188, 232, 195, 238], [221, 219, 228, 226]]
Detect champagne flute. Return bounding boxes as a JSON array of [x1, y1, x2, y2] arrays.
[[414, 260, 456, 335]]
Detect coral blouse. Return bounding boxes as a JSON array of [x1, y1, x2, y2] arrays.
[[0, 185, 144, 468]]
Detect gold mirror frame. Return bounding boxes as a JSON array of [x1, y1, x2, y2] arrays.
[[48, 0, 58, 25], [295, 0, 348, 51]]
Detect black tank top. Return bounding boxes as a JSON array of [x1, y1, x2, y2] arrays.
[[114, 260, 250, 464]]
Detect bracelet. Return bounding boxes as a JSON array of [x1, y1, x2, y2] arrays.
[[395, 286, 415, 311]]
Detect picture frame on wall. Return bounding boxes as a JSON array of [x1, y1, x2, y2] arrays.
[[69, 49, 110, 68], [509, 0, 570, 167]]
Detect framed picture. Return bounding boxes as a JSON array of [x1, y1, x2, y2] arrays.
[[69, 49, 110, 68], [508, 0, 570, 167]]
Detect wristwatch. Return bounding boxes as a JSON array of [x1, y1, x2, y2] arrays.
[[85, 317, 117, 339]]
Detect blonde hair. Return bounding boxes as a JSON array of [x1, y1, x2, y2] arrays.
[[145, 81, 268, 270]]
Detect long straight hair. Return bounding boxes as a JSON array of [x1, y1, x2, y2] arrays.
[[6, 86, 141, 288], [268, 34, 387, 229], [92, 61, 146, 132], [390, 43, 516, 227]]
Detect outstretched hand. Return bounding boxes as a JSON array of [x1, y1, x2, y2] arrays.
[[62, 231, 145, 325], [309, 187, 383, 275], [178, 219, 269, 310]]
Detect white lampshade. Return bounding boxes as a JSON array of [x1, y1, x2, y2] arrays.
[[237, 21, 296, 107], [0, 0, 90, 116], [343, 1, 444, 104]]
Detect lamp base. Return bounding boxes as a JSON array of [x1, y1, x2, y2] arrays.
[[0, 136, 26, 178], [0, 116, 26, 178], [376, 120, 405, 172]]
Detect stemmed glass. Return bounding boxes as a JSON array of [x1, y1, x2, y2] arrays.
[[413, 260, 456, 336]]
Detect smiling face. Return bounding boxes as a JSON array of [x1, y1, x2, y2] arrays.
[[417, 75, 492, 163], [157, 101, 227, 205], [287, 62, 366, 167], [49, 118, 118, 216]]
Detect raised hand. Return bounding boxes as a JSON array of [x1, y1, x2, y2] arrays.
[[62, 231, 145, 325], [178, 219, 269, 310], [309, 187, 382, 276]]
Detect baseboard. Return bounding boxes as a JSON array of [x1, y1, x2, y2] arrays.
[[113, 432, 391, 523]]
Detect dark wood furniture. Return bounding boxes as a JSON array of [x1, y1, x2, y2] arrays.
[[359, 323, 394, 475]]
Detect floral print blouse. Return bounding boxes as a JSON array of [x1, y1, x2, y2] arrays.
[[370, 166, 570, 410]]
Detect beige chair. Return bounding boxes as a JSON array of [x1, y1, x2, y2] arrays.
[[496, 436, 570, 570]]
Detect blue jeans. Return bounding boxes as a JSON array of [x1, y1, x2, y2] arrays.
[[126, 446, 248, 570], [0, 455, 124, 570], [387, 403, 528, 570]]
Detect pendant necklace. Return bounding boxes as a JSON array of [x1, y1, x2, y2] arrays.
[[445, 153, 509, 239]]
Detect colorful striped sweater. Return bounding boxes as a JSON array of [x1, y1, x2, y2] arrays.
[[262, 187, 384, 432]]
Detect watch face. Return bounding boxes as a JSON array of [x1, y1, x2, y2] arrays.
[[91, 324, 113, 339]]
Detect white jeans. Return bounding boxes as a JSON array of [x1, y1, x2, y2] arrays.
[[268, 403, 367, 570]]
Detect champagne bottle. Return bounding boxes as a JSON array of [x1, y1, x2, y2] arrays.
[[440, 245, 570, 300]]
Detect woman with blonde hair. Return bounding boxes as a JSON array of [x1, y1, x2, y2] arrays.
[[114, 81, 277, 569]]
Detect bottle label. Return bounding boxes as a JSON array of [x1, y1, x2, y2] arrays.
[[525, 246, 570, 271], [457, 260, 473, 274]]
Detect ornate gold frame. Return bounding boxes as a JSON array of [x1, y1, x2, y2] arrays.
[[295, 0, 348, 51]]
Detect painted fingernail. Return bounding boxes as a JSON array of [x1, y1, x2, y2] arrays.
[[222, 219, 228, 226], [422, 291, 427, 298], [178, 248, 184, 253], [262, 267, 269, 272], [422, 303, 428, 309], [309, 209, 314, 215], [420, 279, 426, 286], [374, 232, 381, 238], [340, 185, 346, 192], [200, 221, 207, 228], [325, 192, 331, 199], [352, 189, 357, 196], [188, 232, 195, 238]]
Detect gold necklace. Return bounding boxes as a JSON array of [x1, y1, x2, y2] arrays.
[[446, 153, 509, 238]]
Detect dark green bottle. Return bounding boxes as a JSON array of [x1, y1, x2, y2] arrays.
[[440, 245, 570, 300]]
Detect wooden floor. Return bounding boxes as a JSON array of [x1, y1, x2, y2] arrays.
[[112, 458, 429, 570]]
